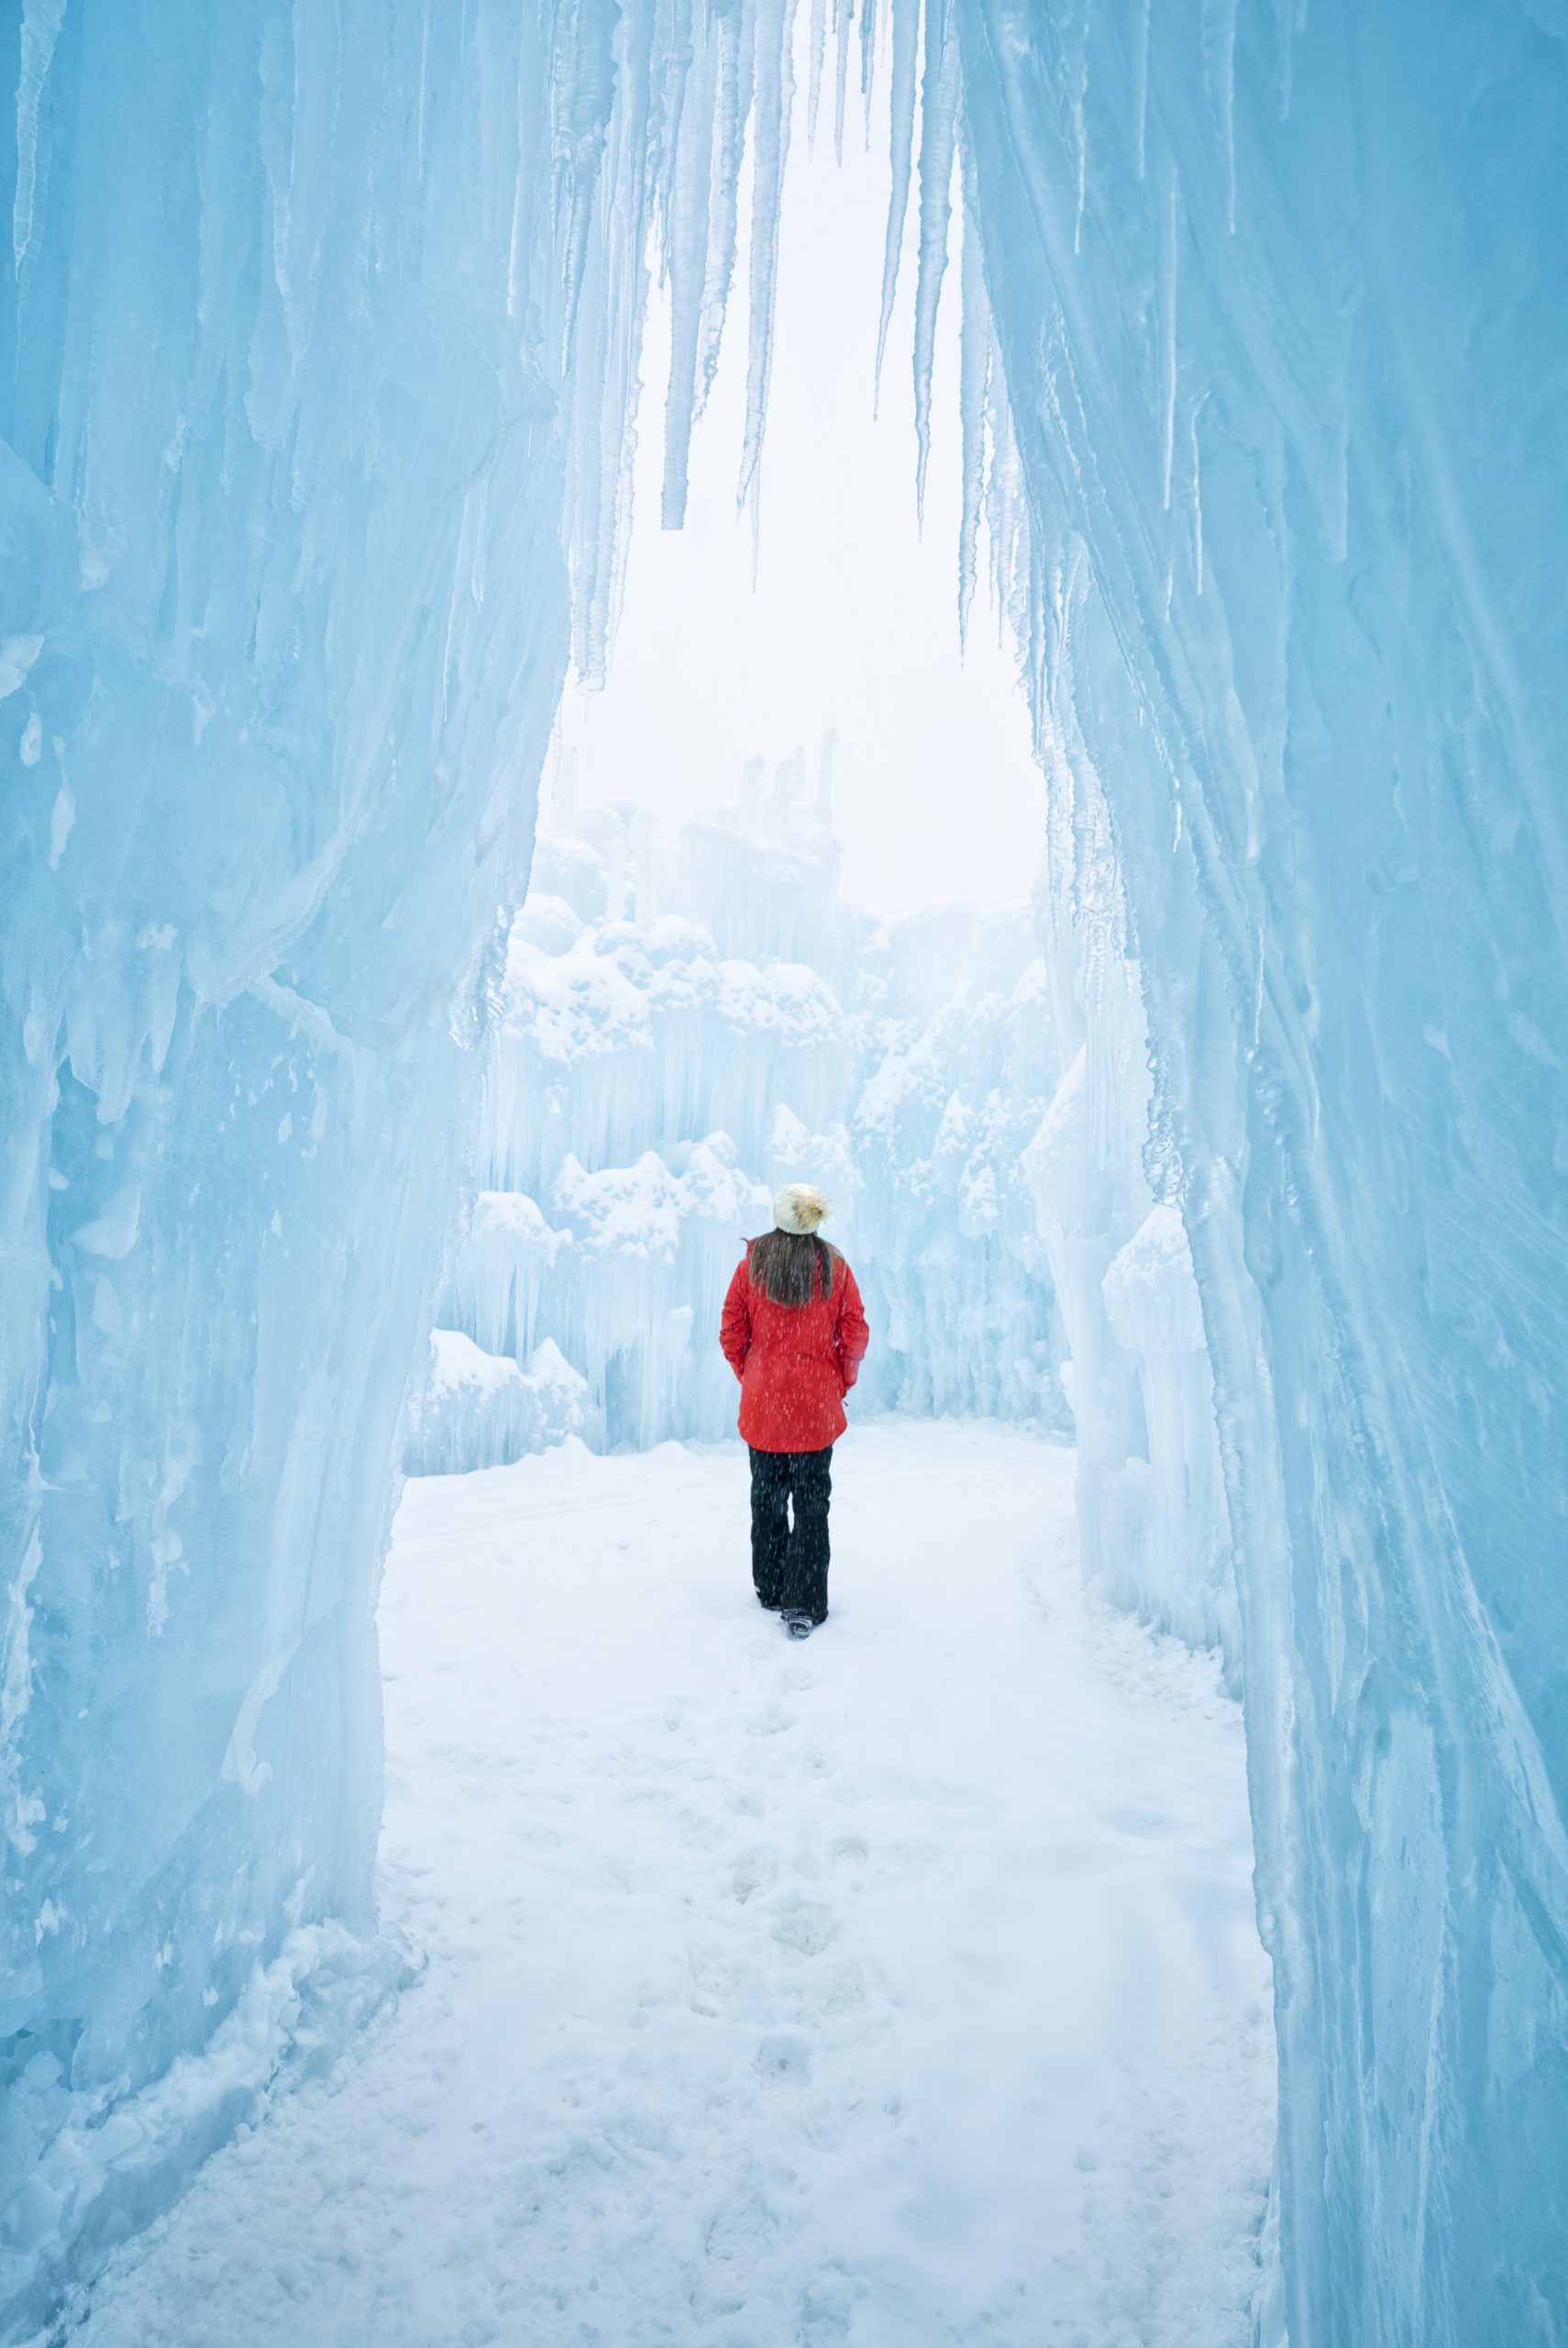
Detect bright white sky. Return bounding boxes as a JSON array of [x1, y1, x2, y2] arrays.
[[551, 71, 1047, 916]]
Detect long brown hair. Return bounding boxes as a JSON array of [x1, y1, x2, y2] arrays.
[[750, 1229, 834, 1308]]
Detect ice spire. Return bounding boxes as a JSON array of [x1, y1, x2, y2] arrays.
[[873, 0, 919, 393], [738, 0, 801, 515], [911, 0, 958, 516]]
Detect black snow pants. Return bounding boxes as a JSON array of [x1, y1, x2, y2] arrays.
[[749, 1445, 834, 1624]]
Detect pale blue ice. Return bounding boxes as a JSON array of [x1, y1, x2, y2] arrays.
[[2, 2, 1564, 2342]]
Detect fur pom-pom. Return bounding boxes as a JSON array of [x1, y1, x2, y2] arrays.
[[773, 1183, 831, 1235]]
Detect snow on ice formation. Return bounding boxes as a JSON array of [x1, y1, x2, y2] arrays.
[[4, 0, 1565, 2341], [411, 760, 1066, 1467]]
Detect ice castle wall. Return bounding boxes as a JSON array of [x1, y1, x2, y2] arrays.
[[0, 2, 592, 2323], [411, 783, 1067, 1467], [0, 0, 813, 2317], [952, 1, 1568, 2337]]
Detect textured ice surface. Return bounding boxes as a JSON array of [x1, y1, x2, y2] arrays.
[[942, 1, 1568, 2338], [421, 767, 1067, 1462], [0, 0, 599, 2324], [1, 0, 819, 2316], [5, 0, 1564, 2337]]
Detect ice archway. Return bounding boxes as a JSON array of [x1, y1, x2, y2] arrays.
[[3, 3, 1565, 2342]]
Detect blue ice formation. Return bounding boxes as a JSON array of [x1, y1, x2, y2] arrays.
[[4, 0, 1565, 2342], [408, 760, 1066, 1468], [942, 3, 1568, 2340], [0, 0, 592, 2323], [0, 0, 802, 2325]]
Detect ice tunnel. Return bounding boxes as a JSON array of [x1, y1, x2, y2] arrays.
[[2, 1, 1565, 2342]]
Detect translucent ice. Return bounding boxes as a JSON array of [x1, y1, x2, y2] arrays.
[[0, 0, 605, 2321], [944, 0, 1568, 2335]]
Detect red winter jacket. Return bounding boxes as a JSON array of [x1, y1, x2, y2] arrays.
[[720, 1242, 870, 1453]]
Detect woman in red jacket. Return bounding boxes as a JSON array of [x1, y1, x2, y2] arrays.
[[720, 1184, 870, 1638]]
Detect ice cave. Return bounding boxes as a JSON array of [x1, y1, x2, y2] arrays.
[[2, 2, 1565, 2343]]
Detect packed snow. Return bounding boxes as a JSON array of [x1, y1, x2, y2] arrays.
[[61, 1424, 1274, 2348]]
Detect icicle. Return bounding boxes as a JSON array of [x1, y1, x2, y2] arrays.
[[12, 0, 66, 272], [552, 0, 622, 365], [807, 0, 828, 149], [911, 0, 959, 522], [859, 0, 880, 146], [1133, 0, 1151, 180], [649, 0, 695, 228], [737, 0, 800, 509], [833, 0, 856, 162], [874, 0, 919, 395], [563, 0, 679, 687], [957, 185, 987, 652], [695, 0, 754, 425], [660, 9, 719, 526]]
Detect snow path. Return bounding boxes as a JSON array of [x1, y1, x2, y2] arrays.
[[72, 1423, 1274, 2348]]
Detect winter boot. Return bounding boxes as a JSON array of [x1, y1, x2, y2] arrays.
[[782, 1611, 814, 1640]]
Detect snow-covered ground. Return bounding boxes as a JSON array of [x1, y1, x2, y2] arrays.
[[69, 1423, 1274, 2348]]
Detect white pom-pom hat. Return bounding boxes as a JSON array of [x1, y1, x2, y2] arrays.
[[773, 1183, 831, 1235]]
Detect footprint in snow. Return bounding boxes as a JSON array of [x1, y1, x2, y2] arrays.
[[730, 1846, 779, 1902], [769, 1895, 838, 1956], [745, 1704, 798, 1738], [753, 2031, 812, 2082]]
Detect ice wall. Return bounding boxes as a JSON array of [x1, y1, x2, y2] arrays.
[[417, 778, 1066, 1463], [0, 0, 809, 2320], [1023, 857, 1236, 1664], [0, 0, 599, 2325], [943, 1, 1568, 2338]]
